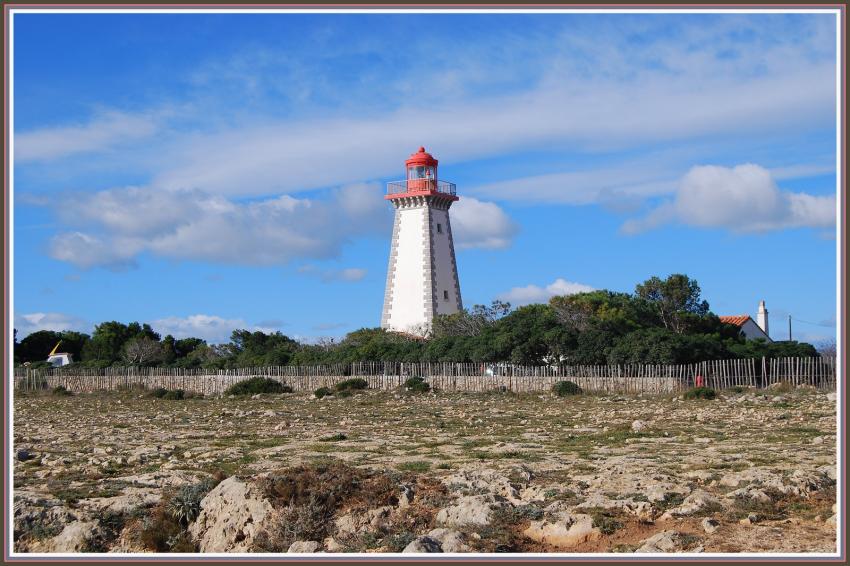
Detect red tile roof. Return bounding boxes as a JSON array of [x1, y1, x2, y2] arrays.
[[719, 315, 752, 327]]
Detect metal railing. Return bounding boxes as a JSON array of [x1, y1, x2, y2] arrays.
[[387, 179, 457, 196]]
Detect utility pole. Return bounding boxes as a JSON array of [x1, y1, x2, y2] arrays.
[[788, 315, 792, 341]]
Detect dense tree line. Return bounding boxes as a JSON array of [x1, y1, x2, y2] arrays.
[[15, 274, 819, 369]]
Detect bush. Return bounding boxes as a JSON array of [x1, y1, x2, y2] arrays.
[[403, 376, 430, 393], [51, 385, 72, 396], [553, 380, 582, 396], [150, 387, 184, 400], [683, 386, 717, 400], [334, 378, 368, 392], [162, 389, 185, 400], [314, 387, 333, 399], [224, 377, 292, 396]]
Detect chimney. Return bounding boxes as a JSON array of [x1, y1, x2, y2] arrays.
[[757, 300, 769, 337]]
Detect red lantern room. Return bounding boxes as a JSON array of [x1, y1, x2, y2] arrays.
[[386, 146, 458, 201]]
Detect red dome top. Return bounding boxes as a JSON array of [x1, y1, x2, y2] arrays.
[[405, 146, 438, 167]]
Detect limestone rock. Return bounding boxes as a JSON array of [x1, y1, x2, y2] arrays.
[[701, 518, 720, 534], [45, 521, 101, 552], [660, 490, 722, 520], [631, 420, 648, 433], [523, 513, 600, 549], [436, 494, 506, 527], [636, 530, 697, 553], [402, 536, 443, 553], [288, 540, 321, 553], [188, 477, 274, 552], [335, 506, 394, 535], [427, 528, 470, 552]]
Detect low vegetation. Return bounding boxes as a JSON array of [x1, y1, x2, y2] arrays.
[[223, 377, 292, 396], [553, 380, 582, 396], [684, 386, 717, 400], [403, 376, 430, 393]]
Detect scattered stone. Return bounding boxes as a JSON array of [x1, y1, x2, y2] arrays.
[[631, 420, 647, 433], [660, 490, 722, 520], [16, 449, 33, 462], [701, 518, 720, 534]]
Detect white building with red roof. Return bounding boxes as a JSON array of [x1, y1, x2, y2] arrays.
[[720, 300, 772, 342]]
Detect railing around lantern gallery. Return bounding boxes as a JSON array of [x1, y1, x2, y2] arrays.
[[386, 179, 457, 196]]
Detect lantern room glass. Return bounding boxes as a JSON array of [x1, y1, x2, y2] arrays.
[[408, 165, 435, 180]]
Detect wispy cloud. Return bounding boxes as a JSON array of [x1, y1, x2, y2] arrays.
[[16, 110, 160, 162], [621, 164, 836, 234], [297, 264, 368, 283], [150, 314, 282, 343], [497, 278, 595, 307]]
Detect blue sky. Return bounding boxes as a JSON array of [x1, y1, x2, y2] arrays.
[[12, 11, 839, 345]]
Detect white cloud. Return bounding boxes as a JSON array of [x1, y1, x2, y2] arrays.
[[150, 314, 282, 343], [497, 278, 595, 307], [15, 110, 159, 162], [15, 312, 89, 338], [622, 164, 836, 234], [451, 197, 519, 250], [47, 183, 391, 269], [297, 265, 368, 282]]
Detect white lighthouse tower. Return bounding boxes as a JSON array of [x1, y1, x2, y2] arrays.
[[381, 147, 463, 334]]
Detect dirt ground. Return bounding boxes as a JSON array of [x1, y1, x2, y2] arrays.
[[12, 384, 837, 554]]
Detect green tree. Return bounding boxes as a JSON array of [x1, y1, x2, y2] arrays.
[[635, 274, 710, 334]]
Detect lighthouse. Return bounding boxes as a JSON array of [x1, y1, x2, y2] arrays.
[[381, 147, 463, 334]]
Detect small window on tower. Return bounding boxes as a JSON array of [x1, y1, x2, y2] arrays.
[[437, 223, 443, 233], [443, 290, 449, 301]]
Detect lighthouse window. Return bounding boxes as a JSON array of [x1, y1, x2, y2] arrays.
[[437, 223, 443, 233], [443, 290, 449, 301]]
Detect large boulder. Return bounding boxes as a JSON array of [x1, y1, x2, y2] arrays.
[[523, 513, 600, 549], [435, 494, 507, 527], [402, 536, 443, 553], [288, 540, 321, 553], [188, 477, 274, 552], [44, 521, 101, 552]]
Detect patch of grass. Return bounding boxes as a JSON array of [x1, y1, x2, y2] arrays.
[[224, 377, 292, 396], [319, 433, 348, 442], [51, 385, 73, 396], [396, 460, 431, 472], [586, 508, 624, 535]]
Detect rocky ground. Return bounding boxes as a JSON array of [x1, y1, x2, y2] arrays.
[[13, 384, 837, 554]]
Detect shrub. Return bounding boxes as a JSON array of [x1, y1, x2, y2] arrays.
[[167, 478, 218, 526], [730, 385, 745, 394], [51, 385, 72, 396], [314, 387, 333, 399], [319, 433, 347, 442], [150, 387, 168, 398], [334, 378, 368, 392], [683, 386, 717, 400], [403, 376, 430, 393], [162, 389, 185, 400], [553, 380, 583, 396], [224, 377, 292, 396]]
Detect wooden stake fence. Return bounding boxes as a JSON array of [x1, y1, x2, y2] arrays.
[[12, 356, 837, 395]]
